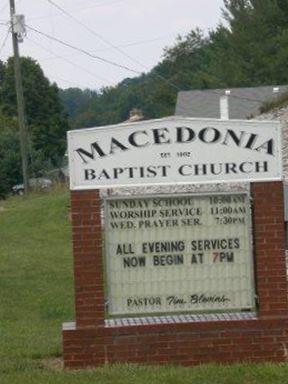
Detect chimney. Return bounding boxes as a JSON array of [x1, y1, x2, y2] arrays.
[[220, 91, 230, 120], [127, 108, 144, 122]]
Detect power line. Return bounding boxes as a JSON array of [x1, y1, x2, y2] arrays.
[[27, 36, 115, 86], [40, 34, 174, 62], [25, 10, 264, 104], [45, 0, 181, 91], [28, 0, 127, 22], [95, 35, 174, 52], [26, 25, 265, 104], [46, 0, 150, 69], [26, 24, 146, 76]]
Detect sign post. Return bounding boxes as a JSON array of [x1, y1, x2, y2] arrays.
[[63, 117, 288, 368]]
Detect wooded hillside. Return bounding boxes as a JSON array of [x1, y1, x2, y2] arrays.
[[1, 0, 288, 196], [60, 0, 288, 128]]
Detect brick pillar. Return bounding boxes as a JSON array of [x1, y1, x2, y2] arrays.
[[71, 190, 105, 328], [63, 183, 288, 368], [252, 181, 288, 317]]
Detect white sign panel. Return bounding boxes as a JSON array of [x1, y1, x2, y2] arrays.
[[105, 193, 255, 316], [68, 117, 282, 189]]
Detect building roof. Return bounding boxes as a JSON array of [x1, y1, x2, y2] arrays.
[[175, 85, 288, 119]]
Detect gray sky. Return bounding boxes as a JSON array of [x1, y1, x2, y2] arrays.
[[0, 0, 224, 90]]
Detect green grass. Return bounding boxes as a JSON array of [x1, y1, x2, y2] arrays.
[[1, 188, 288, 383]]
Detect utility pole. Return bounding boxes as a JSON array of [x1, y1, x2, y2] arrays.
[[9, 0, 29, 193]]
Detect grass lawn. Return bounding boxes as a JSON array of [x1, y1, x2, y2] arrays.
[[1, 187, 288, 383]]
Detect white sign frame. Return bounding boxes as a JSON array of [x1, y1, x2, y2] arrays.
[[67, 117, 282, 190]]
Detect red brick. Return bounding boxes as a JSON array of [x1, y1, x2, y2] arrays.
[[64, 183, 288, 368]]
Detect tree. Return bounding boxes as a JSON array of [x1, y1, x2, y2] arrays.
[[0, 57, 69, 165], [59, 87, 97, 120], [50, 0, 288, 130], [0, 114, 21, 197], [216, 0, 288, 85]]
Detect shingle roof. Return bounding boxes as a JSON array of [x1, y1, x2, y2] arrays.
[[175, 85, 288, 119]]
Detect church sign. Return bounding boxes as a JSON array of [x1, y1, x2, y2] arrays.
[[105, 192, 254, 316], [63, 116, 288, 368], [67, 117, 282, 189]]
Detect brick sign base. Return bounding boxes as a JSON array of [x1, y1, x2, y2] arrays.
[[63, 182, 288, 368]]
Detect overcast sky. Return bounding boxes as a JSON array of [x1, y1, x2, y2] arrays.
[[0, 0, 224, 90]]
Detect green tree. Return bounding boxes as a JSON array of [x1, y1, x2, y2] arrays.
[[54, 0, 288, 129], [216, 0, 288, 85], [0, 57, 69, 165], [59, 87, 97, 120], [0, 114, 21, 198]]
